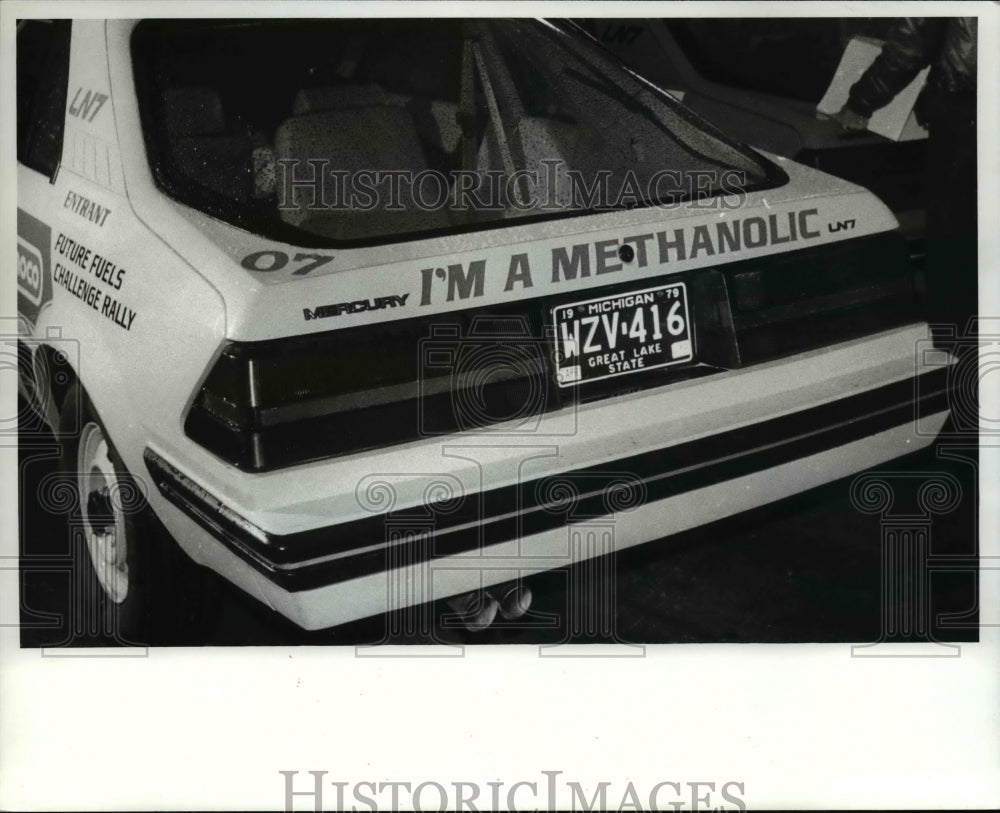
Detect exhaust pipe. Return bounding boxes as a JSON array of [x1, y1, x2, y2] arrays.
[[488, 581, 533, 620], [444, 580, 533, 631], [445, 590, 499, 632]]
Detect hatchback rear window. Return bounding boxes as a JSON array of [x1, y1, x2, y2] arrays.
[[133, 19, 779, 246]]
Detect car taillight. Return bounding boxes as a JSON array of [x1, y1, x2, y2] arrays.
[[726, 230, 920, 365], [184, 313, 568, 471]]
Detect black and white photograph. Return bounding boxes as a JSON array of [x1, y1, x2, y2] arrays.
[[2, 2, 997, 811]]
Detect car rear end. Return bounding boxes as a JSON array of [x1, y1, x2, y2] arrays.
[[122, 18, 950, 630]]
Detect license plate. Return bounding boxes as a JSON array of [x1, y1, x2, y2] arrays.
[[552, 282, 693, 387]]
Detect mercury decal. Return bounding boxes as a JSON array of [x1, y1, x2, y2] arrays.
[[303, 294, 409, 321]]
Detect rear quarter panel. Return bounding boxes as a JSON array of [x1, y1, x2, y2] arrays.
[[19, 20, 226, 494]]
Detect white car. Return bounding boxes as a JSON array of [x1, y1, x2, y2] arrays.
[[16, 18, 951, 641]]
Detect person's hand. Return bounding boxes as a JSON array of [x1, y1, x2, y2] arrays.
[[831, 106, 869, 132]]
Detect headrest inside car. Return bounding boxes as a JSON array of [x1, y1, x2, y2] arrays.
[[292, 83, 393, 115], [163, 87, 227, 136]]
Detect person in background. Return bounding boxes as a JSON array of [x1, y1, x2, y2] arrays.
[[833, 18, 977, 328]]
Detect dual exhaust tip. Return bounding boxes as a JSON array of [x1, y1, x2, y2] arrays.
[[445, 581, 532, 632]]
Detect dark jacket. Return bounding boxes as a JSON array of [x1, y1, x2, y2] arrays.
[[847, 18, 976, 122]]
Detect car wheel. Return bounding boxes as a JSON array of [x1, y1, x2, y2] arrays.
[[60, 385, 151, 643], [59, 384, 220, 645]]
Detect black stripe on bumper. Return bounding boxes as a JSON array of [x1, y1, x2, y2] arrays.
[[146, 367, 949, 592]]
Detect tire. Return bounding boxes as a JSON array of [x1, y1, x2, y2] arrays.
[[59, 384, 219, 645]]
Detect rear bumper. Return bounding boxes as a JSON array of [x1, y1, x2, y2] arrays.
[[145, 323, 952, 630]]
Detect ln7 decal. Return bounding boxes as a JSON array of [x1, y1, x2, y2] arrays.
[[68, 87, 109, 122]]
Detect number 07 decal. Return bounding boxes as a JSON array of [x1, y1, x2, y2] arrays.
[[240, 250, 334, 275]]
